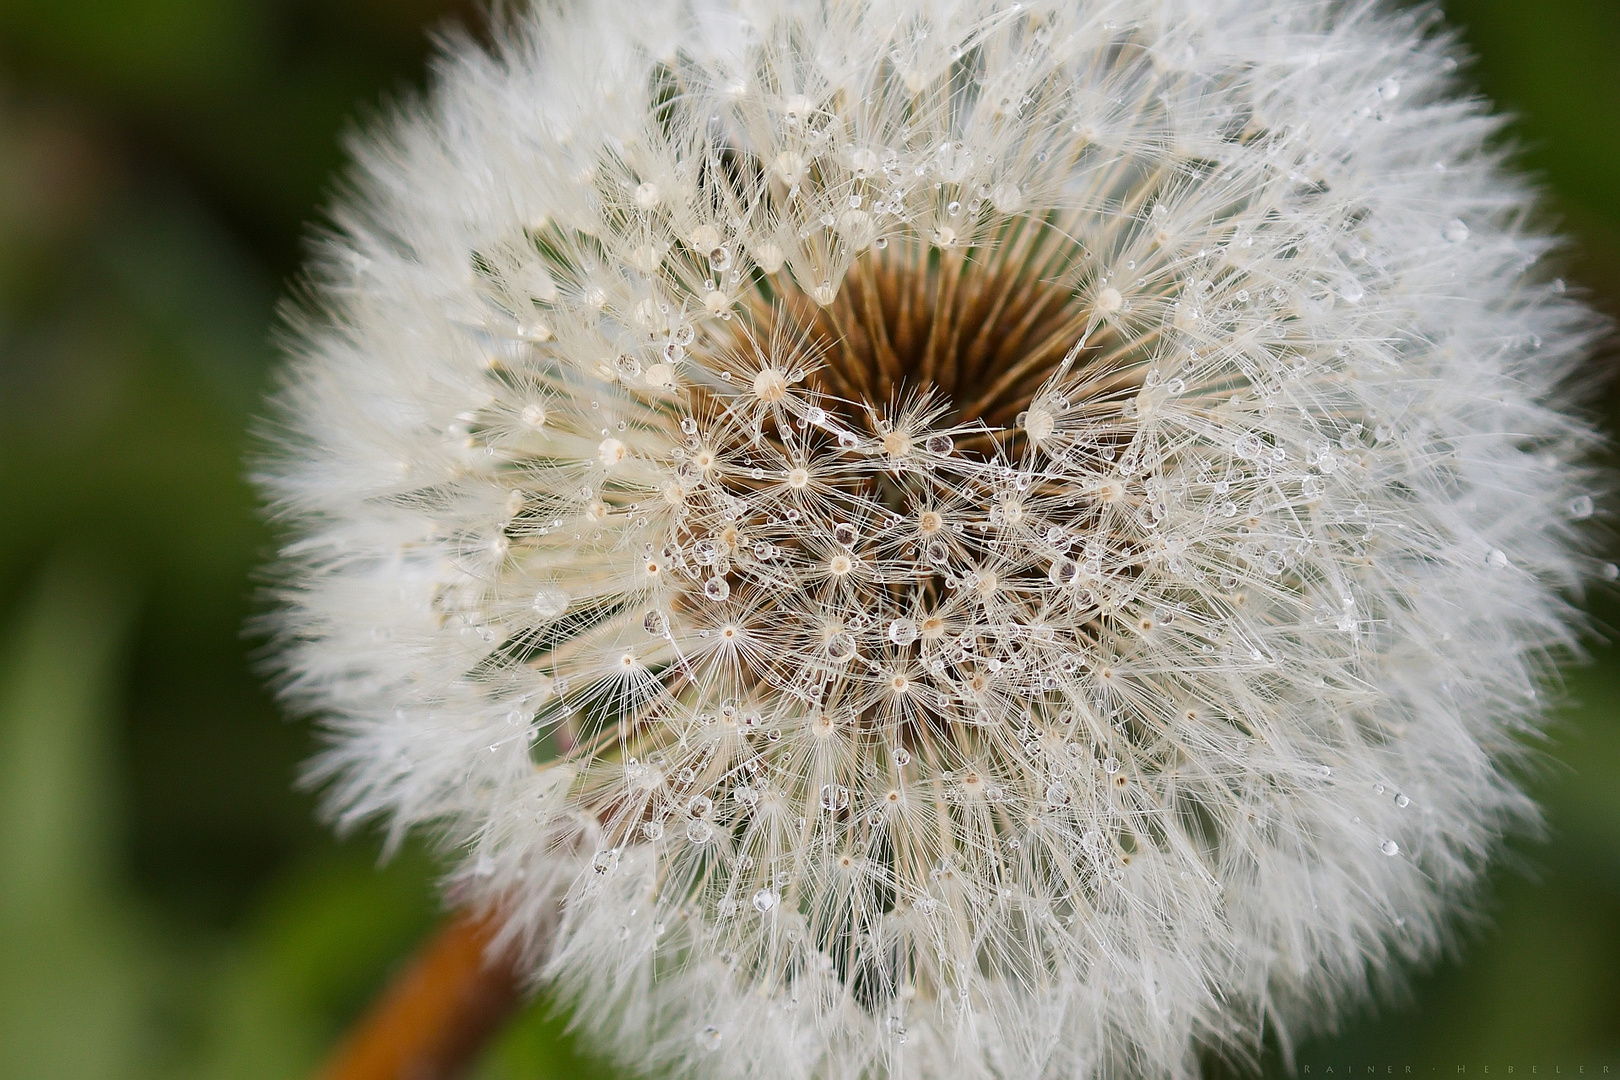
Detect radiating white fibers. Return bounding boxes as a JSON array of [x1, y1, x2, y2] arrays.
[[257, 1, 1609, 1077]]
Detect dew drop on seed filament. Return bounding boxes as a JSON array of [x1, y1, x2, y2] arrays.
[[833, 522, 858, 545], [533, 587, 570, 619], [752, 888, 778, 913], [696, 1026, 723, 1051], [826, 632, 858, 662], [1380, 839, 1400, 856], [888, 618, 919, 646], [704, 577, 731, 601], [926, 434, 953, 454], [1441, 219, 1469, 244], [642, 820, 664, 840], [1568, 495, 1594, 520], [686, 820, 714, 844], [643, 610, 668, 635], [1394, 793, 1410, 808], [894, 748, 912, 767], [820, 784, 851, 811]]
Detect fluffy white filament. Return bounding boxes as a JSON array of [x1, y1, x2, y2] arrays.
[[259, 1, 1608, 1077]]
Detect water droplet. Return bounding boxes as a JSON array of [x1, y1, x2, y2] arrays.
[[1315, 765, 1332, 778], [704, 577, 731, 601], [1022, 405, 1056, 442], [926, 434, 953, 455], [820, 784, 851, 812], [914, 897, 937, 915], [1380, 839, 1400, 857], [642, 820, 664, 840], [1568, 495, 1594, 520], [1394, 793, 1410, 808], [1045, 781, 1070, 806], [1486, 549, 1509, 569], [990, 182, 1023, 213], [894, 748, 912, 767], [643, 610, 668, 635], [1102, 756, 1119, 774], [833, 522, 858, 546], [696, 1025, 723, 1051], [1441, 219, 1470, 244], [686, 820, 714, 844], [615, 353, 642, 378], [826, 632, 857, 663], [591, 849, 616, 874], [533, 587, 570, 619], [1377, 77, 1401, 100], [689, 794, 713, 816], [752, 888, 778, 913], [888, 618, 919, 646]]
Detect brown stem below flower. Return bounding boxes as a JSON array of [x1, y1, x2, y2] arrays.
[[313, 909, 524, 1080]]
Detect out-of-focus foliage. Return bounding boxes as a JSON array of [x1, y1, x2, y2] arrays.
[[0, 1, 1612, 1076]]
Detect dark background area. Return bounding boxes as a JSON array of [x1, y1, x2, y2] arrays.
[[0, 2, 1614, 1076]]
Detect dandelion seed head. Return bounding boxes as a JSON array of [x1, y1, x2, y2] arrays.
[[261, 1, 1608, 1077]]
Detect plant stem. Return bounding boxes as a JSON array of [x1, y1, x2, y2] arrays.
[[313, 909, 523, 1080]]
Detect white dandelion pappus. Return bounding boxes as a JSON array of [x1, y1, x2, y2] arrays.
[[258, 1, 1608, 1077]]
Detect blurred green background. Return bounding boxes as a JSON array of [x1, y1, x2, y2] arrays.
[[0, 1, 1613, 1077]]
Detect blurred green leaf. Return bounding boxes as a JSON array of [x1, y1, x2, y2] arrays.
[[179, 847, 440, 1080], [0, 553, 148, 1080]]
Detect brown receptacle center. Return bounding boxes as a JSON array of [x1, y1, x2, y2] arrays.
[[742, 222, 1131, 428]]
